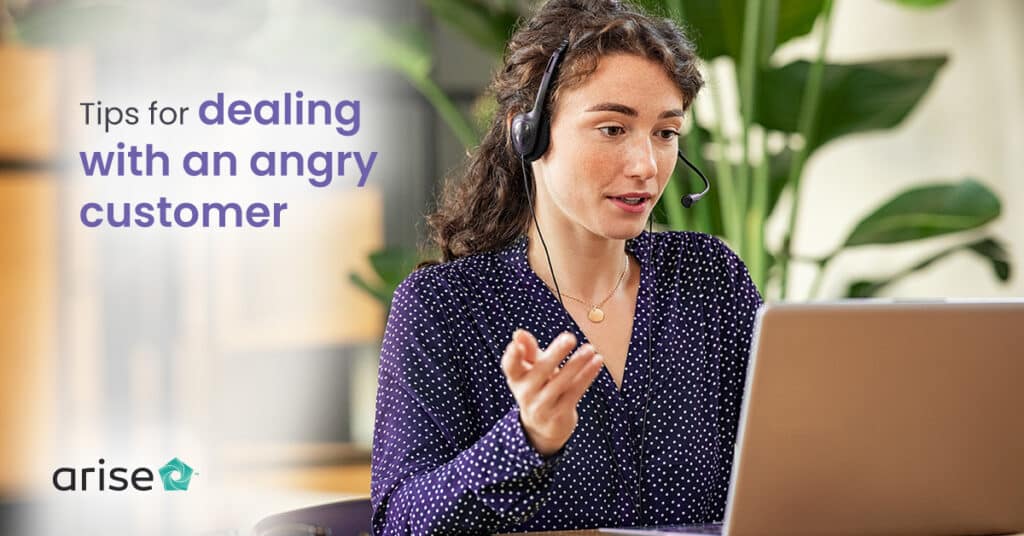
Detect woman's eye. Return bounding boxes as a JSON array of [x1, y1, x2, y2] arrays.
[[598, 126, 625, 137], [657, 129, 680, 140]]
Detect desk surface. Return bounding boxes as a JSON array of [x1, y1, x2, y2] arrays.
[[498, 532, 598, 535], [501, 532, 598, 535], [499, 531, 1024, 535]]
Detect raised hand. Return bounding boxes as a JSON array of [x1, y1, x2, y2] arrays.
[[501, 329, 604, 457]]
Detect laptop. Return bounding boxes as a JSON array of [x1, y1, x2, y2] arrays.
[[601, 299, 1024, 536]]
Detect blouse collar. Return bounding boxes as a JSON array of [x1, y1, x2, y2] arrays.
[[502, 230, 654, 282]]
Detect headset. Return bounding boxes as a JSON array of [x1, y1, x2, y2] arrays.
[[510, 37, 712, 522]]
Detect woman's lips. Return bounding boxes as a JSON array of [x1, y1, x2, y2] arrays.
[[608, 196, 648, 213]]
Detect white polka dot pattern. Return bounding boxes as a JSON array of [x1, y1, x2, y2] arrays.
[[370, 230, 762, 534]]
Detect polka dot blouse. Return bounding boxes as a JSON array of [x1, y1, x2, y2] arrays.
[[371, 230, 763, 534]]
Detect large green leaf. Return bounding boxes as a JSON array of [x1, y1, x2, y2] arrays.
[[634, 0, 824, 62], [423, 0, 521, 57], [842, 179, 1001, 247], [349, 272, 395, 307], [349, 247, 424, 308], [369, 248, 422, 289], [966, 238, 1011, 281], [844, 237, 1010, 298], [756, 57, 947, 154]]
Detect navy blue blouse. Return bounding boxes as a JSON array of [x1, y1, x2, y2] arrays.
[[371, 230, 763, 534]]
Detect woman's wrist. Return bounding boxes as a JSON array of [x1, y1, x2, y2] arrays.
[[520, 415, 568, 458]]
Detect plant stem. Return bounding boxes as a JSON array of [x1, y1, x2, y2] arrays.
[[412, 75, 479, 149], [706, 65, 743, 252], [760, 0, 780, 66], [748, 128, 770, 292], [755, 0, 780, 293], [738, 0, 764, 262], [807, 253, 836, 300], [741, 0, 765, 291], [779, 0, 835, 299]]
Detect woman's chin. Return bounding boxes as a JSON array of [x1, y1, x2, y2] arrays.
[[596, 222, 649, 241]]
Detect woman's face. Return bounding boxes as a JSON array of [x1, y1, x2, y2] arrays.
[[532, 52, 686, 241]]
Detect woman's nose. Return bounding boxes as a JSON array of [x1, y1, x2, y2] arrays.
[[625, 136, 658, 179]]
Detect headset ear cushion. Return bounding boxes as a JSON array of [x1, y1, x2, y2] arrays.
[[528, 109, 552, 162], [511, 112, 534, 159]]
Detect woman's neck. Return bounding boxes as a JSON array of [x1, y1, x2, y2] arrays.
[[526, 221, 632, 304]]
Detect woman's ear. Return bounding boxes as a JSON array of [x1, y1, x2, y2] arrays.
[[505, 111, 518, 147]]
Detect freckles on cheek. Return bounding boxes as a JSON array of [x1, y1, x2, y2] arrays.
[[658, 154, 676, 183], [577, 145, 616, 180]]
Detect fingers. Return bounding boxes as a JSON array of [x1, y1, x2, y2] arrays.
[[532, 344, 599, 409], [504, 329, 591, 405], [503, 328, 542, 382], [536, 332, 578, 376], [501, 339, 529, 383], [516, 331, 576, 400], [555, 351, 604, 410], [513, 329, 540, 364]]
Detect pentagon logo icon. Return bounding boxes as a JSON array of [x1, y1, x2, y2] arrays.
[[158, 458, 194, 491]]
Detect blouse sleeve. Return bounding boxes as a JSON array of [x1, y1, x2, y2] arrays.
[[708, 236, 764, 518], [370, 270, 567, 535]]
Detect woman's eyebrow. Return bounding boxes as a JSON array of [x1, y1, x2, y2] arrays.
[[585, 102, 685, 119]]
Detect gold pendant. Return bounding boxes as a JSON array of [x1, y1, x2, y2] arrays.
[[588, 307, 605, 323]]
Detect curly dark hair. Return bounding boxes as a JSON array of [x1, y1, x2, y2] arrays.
[[418, 0, 704, 268]]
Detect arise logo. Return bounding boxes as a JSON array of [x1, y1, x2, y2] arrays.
[[52, 458, 197, 492]]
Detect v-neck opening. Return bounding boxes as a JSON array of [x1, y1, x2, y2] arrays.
[[506, 232, 654, 401]]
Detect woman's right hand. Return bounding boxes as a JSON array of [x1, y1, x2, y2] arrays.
[[501, 329, 604, 457]]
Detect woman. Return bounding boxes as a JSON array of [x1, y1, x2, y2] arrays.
[[371, 0, 762, 533]]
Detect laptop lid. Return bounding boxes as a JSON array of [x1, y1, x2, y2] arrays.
[[723, 299, 1024, 536]]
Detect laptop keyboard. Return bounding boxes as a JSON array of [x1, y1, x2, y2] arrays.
[[599, 522, 724, 535], [668, 523, 724, 534]]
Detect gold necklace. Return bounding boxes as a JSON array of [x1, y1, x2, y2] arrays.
[[542, 254, 629, 323]]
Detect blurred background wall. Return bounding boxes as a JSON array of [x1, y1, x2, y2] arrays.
[[0, 0, 1020, 534]]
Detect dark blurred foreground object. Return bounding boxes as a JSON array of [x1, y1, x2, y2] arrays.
[[0, 499, 36, 535], [253, 496, 371, 536]]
